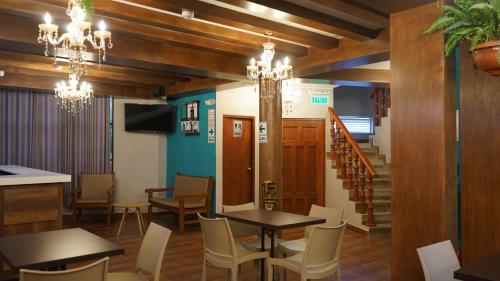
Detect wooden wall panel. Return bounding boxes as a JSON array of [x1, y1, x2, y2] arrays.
[[460, 46, 500, 264], [391, 3, 457, 280]]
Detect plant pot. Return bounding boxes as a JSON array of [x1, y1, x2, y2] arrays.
[[472, 40, 500, 76]]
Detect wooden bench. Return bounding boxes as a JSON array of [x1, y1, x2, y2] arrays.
[[145, 174, 213, 234]]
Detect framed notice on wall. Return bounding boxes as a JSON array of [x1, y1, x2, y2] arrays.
[[208, 109, 215, 143], [259, 121, 268, 143]]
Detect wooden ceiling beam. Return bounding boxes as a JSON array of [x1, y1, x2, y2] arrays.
[[295, 29, 390, 77], [240, 0, 380, 41], [140, 0, 338, 49], [308, 0, 389, 29], [0, 71, 153, 99], [309, 68, 390, 83], [0, 51, 181, 87], [0, 0, 263, 57], [0, 12, 247, 80], [167, 78, 230, 97]]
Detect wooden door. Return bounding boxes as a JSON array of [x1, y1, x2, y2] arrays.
[[282, 119, 325, 215], [223, 116, 255, 205]]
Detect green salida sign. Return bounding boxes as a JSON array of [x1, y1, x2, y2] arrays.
[[311, 95, 329, 105]]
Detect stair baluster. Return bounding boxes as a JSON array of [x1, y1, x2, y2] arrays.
[[366, 175, 376, 226], [330, 122, 335, 161], [347, 143, 353, 190], [381, 88, 386, 118], [359, 161, 366, 214], [372, 88, 379, 126], [353, 154, 360, 202], [387, 88, 391, 111], [335, 124, 342, 169], [340, 132, 347, 179]]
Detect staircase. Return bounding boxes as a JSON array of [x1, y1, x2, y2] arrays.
[[328, 107, 391, 234]]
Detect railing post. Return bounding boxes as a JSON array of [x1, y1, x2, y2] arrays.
[[373, 88, 379, 126], [359, 161, 366, 214], [335, 125, 342, 169], [340, 132, 347, 179], [353, 154, 359, 201], [330, 121, 335, 161], [387, 88, 391, 111], [366, 175, 376, 227], [347, 143, 353, 190]]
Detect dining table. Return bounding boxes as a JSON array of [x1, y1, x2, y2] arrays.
[[217, 209, 326, 281], [0, 228, 124, 279], [454, 253, 500, 281]]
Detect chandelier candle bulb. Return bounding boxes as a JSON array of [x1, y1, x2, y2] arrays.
[[44, 12, 52, 24]]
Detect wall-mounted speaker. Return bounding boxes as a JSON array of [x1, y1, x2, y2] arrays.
[[152, 85, 165, 98]]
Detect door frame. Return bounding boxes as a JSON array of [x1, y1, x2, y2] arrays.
[[222, 115, 256, 204], [282, 118, 326, 207]]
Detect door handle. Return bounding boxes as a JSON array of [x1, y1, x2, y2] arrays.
[[246, 167, 252, 171]]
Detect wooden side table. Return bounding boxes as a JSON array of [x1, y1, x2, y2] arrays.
[[113, 201, 150, 237]]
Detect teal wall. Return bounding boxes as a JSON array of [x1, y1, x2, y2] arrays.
[[166, 91, 216, 214]]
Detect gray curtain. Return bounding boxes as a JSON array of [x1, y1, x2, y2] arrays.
[[0, 87, 112, 207]]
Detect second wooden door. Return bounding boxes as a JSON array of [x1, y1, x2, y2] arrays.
[[282, 119, 325, 215]]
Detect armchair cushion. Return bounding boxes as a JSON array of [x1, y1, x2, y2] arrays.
[[80, 174, 114, 199], [172, 175, 211, 207]]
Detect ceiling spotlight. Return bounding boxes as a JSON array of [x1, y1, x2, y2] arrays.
[[181, 9, 194, 20]]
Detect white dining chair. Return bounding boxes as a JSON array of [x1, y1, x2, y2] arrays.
[[20, 257, 108, 281], [417, 240, 461, 281], [267, 221, 347, 281], [280, 205, 344, 256], [108, 222, 172, 281], [198, 213, 269, 281]]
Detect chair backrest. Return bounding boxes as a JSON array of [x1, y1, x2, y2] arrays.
[[417, 240, 460, 281], [80, 173, 114, 199], [173, 174, 211, 206], [20, 257, 108, 281], [136, 223, 172, 281], [222, 203, 260, 237], [198, 214, 237, 261], [303, 221, 347, 268], [304, 205, 344, 238]]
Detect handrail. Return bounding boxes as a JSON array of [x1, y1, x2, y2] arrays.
[[328, 107, 377, 177], [328, 106, 377, 227]]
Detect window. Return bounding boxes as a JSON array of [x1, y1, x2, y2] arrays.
[[340, 116, 373, 134]]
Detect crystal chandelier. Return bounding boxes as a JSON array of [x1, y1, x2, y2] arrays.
[[38, 0, 112, 79], [54, 74, 93, 114], [246, 32, 293, 101]]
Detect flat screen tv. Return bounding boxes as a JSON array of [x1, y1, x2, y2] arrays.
[[124, 103, 176, 133]]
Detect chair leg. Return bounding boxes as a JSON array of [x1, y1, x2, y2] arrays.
[[201, 259, 207, 281], [179, 210, 185, 235], [107, 205, 113, 225], [267, 263, 273, 281], [148, 205, 153, 224], [72, 205, 77, 226]]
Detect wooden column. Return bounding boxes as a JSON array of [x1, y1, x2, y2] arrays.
[[460, 45, 500, 264], [259, 81, 283, 211], [391, 3, 457, 280]]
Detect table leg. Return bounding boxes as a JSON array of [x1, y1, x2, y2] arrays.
[[260, 227, 265, 281], [135, 208, 143, 237], [116, 208, 128, 238], [139, 208, 146, 231]]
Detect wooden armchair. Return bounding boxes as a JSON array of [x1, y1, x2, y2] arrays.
[[145, 174, 213, 234], [72, 173, 115, 225]]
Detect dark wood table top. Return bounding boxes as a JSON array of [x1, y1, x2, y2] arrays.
[[216, 209, 326, 230], [455, 253, 500, 281], [0, 228, 124, 270]]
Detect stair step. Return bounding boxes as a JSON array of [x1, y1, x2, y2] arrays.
[[341, 179, 391, 189], [367, 223, 392, 235], [356, 200, 391, 213], [349, 188, 391, 200], [362, 211, 391, 224]]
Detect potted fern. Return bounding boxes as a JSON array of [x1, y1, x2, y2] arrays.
[[424, 0, 500, 76]]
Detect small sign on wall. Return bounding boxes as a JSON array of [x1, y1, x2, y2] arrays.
[[311, 95, 329, 105], [259, 121, 268, 143], [208, 109, 215, 143], [233, 120, 242, 137]]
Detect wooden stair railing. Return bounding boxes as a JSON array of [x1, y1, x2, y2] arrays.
[[371, 87, 391, 127], [328, 107, 377, 227]]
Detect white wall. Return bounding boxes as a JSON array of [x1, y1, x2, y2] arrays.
[[215, 81, 335, 212], [113, 98, 167, 210], [372, 109, 391, 163]]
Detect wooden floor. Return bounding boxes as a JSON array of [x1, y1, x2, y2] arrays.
[[67, 213, 391, 281]]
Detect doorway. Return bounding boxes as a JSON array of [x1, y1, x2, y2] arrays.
[[282, 119, 325, 215], [222, 115, 255, 205]]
